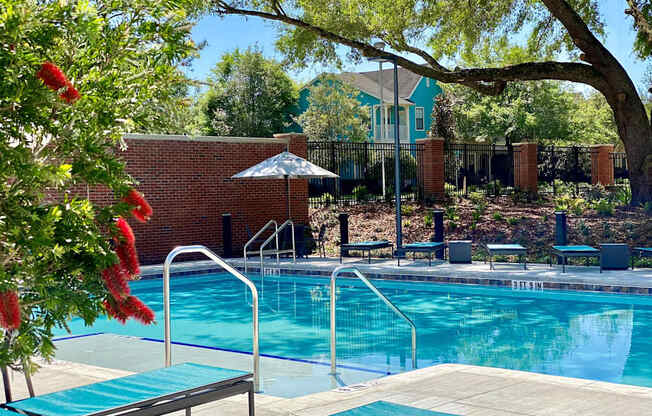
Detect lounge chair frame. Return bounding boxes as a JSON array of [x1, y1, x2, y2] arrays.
[[549, 245, 601, 273], [5, 365, 254, 416], [396, 242, 446, 266], [484, 244, 527, 270], [340, 241, 392, 264], [632, 247, 652, 270]]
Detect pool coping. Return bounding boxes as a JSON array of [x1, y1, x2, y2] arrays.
[[140, 257, 652, 296]]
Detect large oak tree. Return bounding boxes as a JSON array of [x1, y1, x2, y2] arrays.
[[212, 0, 652, 204]]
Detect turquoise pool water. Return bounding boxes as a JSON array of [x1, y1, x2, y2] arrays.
[[56, 273, 652, 388]]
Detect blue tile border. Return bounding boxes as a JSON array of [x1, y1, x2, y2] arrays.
[[141, 264, 652, 296]]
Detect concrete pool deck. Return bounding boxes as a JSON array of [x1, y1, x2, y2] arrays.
[[7, 359, 652, 415], [141, 256, 652, 294]]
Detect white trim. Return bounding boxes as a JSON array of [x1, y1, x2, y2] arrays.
[[123, 133, 288, 144], [407, 76, 423, 99], [415, 107, 425, 131]]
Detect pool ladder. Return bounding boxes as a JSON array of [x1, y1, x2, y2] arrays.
[[163, 245, 260, 391], [330, 266, 417, 374], [244, 219, 296, 277]]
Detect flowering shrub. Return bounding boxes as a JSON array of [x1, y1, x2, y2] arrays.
[[0, 0, 199, 381]]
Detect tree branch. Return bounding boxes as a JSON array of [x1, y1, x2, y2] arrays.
[[626, 0, 652, 45], [213, 1, 607, 94]]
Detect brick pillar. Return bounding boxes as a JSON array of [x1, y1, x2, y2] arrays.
[[273, 133, 309, 224], [514, 143, 538, 194], [591, 144, 615, 186], [417, 137, 445, 200]]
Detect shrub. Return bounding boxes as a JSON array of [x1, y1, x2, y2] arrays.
[[486, 180, 503, 196], [448, 220, 458, 230], [594, 199, 614, 216], [444, 206, 459, 221], [321, 193, 335, 205], [506, 217, 520, 226], [644, 201, 652, 214], [352, 185, 370, 201], [401, 204, 415, 216], [424, 212, 433, 227], [468, 191, 484, 204], [554, 193, 585, 215], [611, 186, 631, 206], [493, 212, 504, 221]]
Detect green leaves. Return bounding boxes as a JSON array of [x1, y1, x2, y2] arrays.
[[295, 74, 370, 142], [0, 0, 198, 373], [200, 46, 298, 137]]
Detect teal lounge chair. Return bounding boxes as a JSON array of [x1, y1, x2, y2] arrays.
[[484, 244, 527, 270], [4, 363, 254, 416], [396, 242, 446, 266], [332, 401, 457, 415], [340, 240, 392, 264], [550, 245, 601, 273], [632, 247, 652, 269]]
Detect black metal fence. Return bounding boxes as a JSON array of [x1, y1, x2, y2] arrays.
[[611, 152, 629, 181], [537, 146, 593, 194], [443, 143, 516, 196], [307, 141, 424, 206]]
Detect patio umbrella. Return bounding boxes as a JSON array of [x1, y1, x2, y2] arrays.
[[231, 151, 338, 219]]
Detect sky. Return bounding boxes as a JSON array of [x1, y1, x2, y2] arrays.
[[186, 1, 649, 91]]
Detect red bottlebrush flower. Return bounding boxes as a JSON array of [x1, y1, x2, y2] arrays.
[[123, 189, 153, 223], [101, 264, 130, 300], [115, 242, 140, 277], [0, 291, 21, 330], [115, 217, 135, 245], [37, 62, 67, 91], [119, 296, 155, 325], [103, 299, 128, 324], [59, 82, 80, 103]]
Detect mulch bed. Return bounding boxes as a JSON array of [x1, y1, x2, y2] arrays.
[[309, 197, 652, 264]]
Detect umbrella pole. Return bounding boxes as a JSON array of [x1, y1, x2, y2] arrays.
[[286, 177, 291, 220]]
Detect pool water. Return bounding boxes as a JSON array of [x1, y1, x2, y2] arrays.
[[57, 273, 652, 389]]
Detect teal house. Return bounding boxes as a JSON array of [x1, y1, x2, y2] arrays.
[[297, 68, 443, 143]]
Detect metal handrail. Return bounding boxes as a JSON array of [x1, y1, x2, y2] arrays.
[[163, 245, 260, 391], [244, 220, 278, 272], [259, 219, 296, 277], [330, 265, 417, 374]]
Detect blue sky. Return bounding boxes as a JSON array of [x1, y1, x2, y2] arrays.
[[187, 1, 649, 91]]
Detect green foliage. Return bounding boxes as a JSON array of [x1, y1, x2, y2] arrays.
[[627, 0, 652, 59], [444, 205, 459, 221], [401, 204, 415, 216], [468, 191, 484, 205], [430, 94, 456, 142], [643, 201, 652, 214], [611, 186, 632, 207], [493, 212, 504, 221], [449, 79, 618, 146], [506, 217, 520, 226], [594, 199, 615, 216], [554, 194, 586, 215], [295, 75, 370, 142], [352, 185, 370, 201], [0, 0, 197, 372], [200, 46, 298, 137], [423, 212, 433, 228]]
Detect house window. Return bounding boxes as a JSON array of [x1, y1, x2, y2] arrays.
[[415, 107, 425, 131]]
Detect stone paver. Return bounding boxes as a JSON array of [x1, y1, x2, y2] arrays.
[[10, 361, 652, 415]]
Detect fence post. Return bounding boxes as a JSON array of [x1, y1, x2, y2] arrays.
[[513, 143, 538, 196], [416, 137, 445, 201], [591, 144, 615, 186]]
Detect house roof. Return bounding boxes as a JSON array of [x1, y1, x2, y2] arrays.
[[331, 68, 423, 106]]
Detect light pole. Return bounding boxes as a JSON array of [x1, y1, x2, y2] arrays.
[[369, 49, 403, 249], [374, 41, 386, 198]]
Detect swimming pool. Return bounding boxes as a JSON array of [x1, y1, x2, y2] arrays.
[[55, 272, 652, 395]]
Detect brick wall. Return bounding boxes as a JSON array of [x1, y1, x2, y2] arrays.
[[417, 137, 445, 200], [591, 144, 615, 186], [88, 134, 309, 265], [514, 143, 538, 194]]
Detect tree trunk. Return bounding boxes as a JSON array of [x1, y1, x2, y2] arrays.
[[611, 102, 652, 205]]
